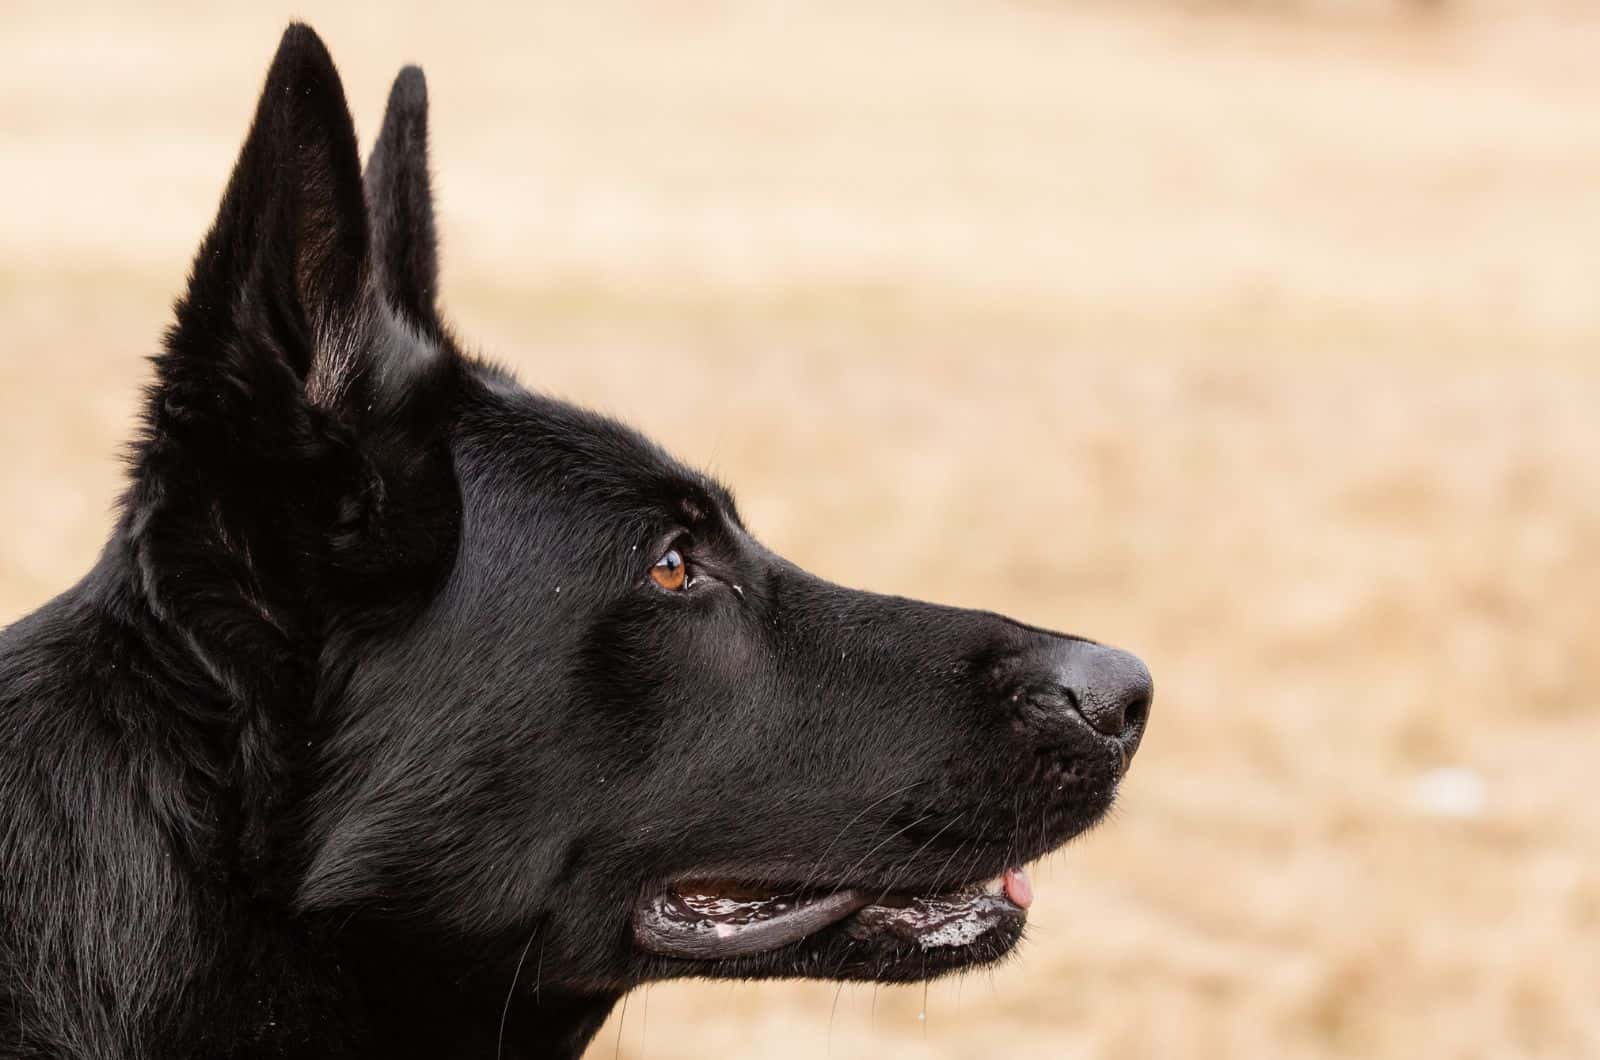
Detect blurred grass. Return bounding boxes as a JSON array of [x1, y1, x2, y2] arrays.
[[1, 2, 1597, 1057]]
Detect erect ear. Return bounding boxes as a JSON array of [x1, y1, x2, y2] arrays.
[[364, 66, 443, 340], [180, 22, 370, 377], [147, 24, 458, 606]]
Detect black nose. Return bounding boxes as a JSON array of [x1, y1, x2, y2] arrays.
[[1013, 640, 1153, 757], [1057, 642, 1152, 747]]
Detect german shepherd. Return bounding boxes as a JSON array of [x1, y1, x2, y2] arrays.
[[0, 25, 1152, 1058]]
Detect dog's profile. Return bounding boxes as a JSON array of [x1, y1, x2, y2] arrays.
[[0, 25, 1152, 1059]]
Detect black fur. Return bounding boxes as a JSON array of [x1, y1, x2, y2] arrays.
[[0, 25, 1151, 1059]]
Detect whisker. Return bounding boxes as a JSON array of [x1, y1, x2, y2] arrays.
[[496, 923, 539, 1060], [797, 777, 929, 894], [639, 985, 649, 1060], [613, 991, 629, 1060], [927, 787, 995, 886], [824, 811, 936, 900], [930, 834, 974, 890], [533, 932, 546, 1002], [951, 840, 991, 898], [870, 810, 968, 905]]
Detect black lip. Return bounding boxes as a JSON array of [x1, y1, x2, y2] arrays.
[[844, 892, 1024, 949], [633, 887, 874, 959], [632, 878, 1027, 962], [635, 896, 1028, 986]]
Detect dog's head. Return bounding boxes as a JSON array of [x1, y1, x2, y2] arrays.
[[133, 23, 1150, 1027]]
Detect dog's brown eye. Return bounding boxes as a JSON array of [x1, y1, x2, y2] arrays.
[[650, 548, 687, 591]]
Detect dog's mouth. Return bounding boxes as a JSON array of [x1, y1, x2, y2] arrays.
[[632, 868, 1033, 961]]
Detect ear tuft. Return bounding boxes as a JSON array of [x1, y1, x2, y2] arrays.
[[365, 65, 442, 339]]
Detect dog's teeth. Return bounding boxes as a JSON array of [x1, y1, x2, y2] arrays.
[[983, 876, 1004, 895]]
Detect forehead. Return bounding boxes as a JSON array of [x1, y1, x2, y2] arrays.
[[454, 371, 738, 537]]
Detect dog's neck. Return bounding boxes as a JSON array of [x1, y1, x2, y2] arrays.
[[337, 924, 620, 1059], [502, 990, 620, 1060], [369, 991, 618, 1060]]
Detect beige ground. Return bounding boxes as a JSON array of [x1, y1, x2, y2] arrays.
[[2, 2, 1598, 1057]]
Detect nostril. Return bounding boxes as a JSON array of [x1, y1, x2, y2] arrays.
[[1056, 643, 1153, 742], [1122, 684, 1151, 732], [1075, 691, 1129, 738], [1006, 639, 1153, 752]]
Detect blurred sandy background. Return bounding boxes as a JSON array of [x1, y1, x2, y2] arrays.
[[2, 2, 1598, 1057]]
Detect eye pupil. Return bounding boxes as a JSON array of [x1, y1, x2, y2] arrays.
[[650, 548, 687, 591]]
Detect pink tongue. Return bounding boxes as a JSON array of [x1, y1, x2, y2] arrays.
[[1003, 866, 1033, 909]]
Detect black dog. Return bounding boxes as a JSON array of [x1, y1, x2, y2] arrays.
[[0, 25, 1152, 1059]]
